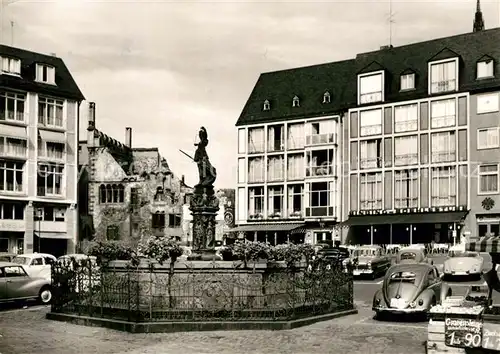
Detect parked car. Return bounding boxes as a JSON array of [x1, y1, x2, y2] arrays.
[[372, 263, 451, 317], [12, 253, 57, 281], [0, 253, 17, 262], [317, 246, 350, 263], [396, 247, 430, 265], [0, 262, 52, 304], [350, 245, 391, 278], [56, 254, 100, 293], [443, 245, 483, 279]]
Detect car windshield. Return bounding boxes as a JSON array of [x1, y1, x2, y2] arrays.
[[12, 256, 30, 265], [449, 251, 477, 258], [0, 255, 12, 261], [400, 252, 416, 260], [389, 271, 417, 283], [354, 249, 377, 257]]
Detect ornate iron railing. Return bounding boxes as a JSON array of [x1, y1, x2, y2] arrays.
[[50, 258, 354, 322]]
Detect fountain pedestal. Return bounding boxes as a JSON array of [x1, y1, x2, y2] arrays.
[[187, 185, 219, 261]]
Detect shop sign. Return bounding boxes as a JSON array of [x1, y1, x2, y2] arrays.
[[482, 322, 500, 351], [349, 205, 467, 217], [445, 317, 483, 348], [0, 220, 25, 232]]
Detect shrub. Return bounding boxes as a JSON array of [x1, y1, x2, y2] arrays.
[[87, 240, 137, 265], [231, 241, 271, 265], [137, 236, 184, 265]]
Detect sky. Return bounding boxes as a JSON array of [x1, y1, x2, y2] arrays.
[[1, 0, 499, 188]]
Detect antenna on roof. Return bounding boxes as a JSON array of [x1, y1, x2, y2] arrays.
[[10, 21, 14, 46], [388, 0, 396, 46]]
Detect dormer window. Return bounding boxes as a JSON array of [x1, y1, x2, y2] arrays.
[[358, 71, 384, 104], [477, 60, 494, 79], [35, 64, 55, 85], [292, 96, 300, 107], [429, 59, 458, 94], [400, 73, 415, 91], [323, 91, 331, 103], [1, 56, 21, 75], [263, 100, 270, 111]]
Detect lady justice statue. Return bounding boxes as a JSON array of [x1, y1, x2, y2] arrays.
[[193, 126, 217, 190]]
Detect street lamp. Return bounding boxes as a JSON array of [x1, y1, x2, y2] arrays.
[[35, 207, 43, 252]]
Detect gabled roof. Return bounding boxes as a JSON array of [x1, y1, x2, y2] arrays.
[[236, 59, 355, 126], [358, 61, 385, 75], [428, 47, 460, 62], [0, 45, 84, 101], [477, 54, 495, 62]]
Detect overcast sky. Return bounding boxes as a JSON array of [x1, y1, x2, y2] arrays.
[[2, 0, 499, 188]]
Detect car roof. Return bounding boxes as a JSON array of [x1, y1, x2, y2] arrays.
[[16, 253, 56, 258], [356, 245, 381, 250], [389, 263, 433, 273], [0, 261, 25, 267]]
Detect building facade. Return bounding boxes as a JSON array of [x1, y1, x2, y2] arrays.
[[235, 6, 500, 245], [0, 45, 84, 257], [78, 103, 191, 249]]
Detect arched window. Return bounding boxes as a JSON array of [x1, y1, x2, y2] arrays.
[[99, 184, 106, 203], [118, 184, 125, 203], [323, 91, 331, 103], [106, 184, 112, 203], [263, 99, 270, 111], [112, 184, 119, 203], [292, 95, 300, 107]]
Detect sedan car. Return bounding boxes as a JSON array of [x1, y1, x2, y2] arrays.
[[350, 245, 391, 278], [0, 262, 52, 304], [396, 247, 430, 265], [443, 247, 483, 279], [372, 263, 452, 317], [318, 246, 350, 263], [0, 253, 17, 262], [12, 253, 56, 281]]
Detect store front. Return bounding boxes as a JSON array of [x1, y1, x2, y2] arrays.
[[343, 210, 468, 246], [34, 232, 71, 258], [229, 222, 306, 246], [0, 231, 24, 254]]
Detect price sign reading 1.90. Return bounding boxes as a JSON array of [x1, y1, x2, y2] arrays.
[[445, 318, 483, 348]]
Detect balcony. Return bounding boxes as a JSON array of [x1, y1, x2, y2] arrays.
[[360, 200, 383, 211], [431, 116, 455, 128], [288, 210, 303, 219], [360, 157, 381, 169], [394, 153, 418, 166], [248, 143, 265, 154], [268, 210, 284, 219], [306, 133, 336, 146], [0, 143, 27, 159], [431, 196, 456, 207], [431, 151, 456, 163], [360, 92, 382, 104], [248, 212, 264, 221], [305, 206, 336, 218], [287, 137, 305, 150], [287, 170, 304, 181], [306, 165, 335, 177], [431, 79, 456, 94], [360, 124, 382, 136], [395, 120, 418, 133], [394, 198, 418, 209], [267, 140, 284, 153]]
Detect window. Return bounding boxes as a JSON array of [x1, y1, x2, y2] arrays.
[[431, 132, 456, 163], [0, 91, 25, 121], [394, 104, 418, 132], [35, 64, 55, 85], [430, 60, 457, 94], [477, 60, 494, 79], [238, 128, 246, 154], [479, 164, 499, 194], [4, 266, 27, 277], [288, 184, 303, 217], [360, 109, 382, 136], [263, 100, 270, 111], [1, 56, 21, 75], [478, 128, 500, 149], [267, 156, 284, 181], [360, 172, 383, 210], [267, 124, 284, 152], [431, 99, 456, 128], [0, 137, 27, 158], [248, 187, 264, 218], [34, 206, 65, 222], [30, 258, 43, 266], [292, 96, 300, 107], [400, 73, 415, 90], [0, 160, 23, 192], [0, 238, 8, 252], [168, 214, 181, 227], [0, 202, 24, 220], [152, 212, 166, 228], [237, 158, 245, 183], [248, 157, 264, 183], [394, 170, 418, 208], [106, 225, 120, 241], [268, 186, 283, 217], [309, 181, 332, 207], [431, 166, 456, 207], [306, 120, 335, 145], [287, 154, 304, 180], [248, 127, 265, 153], [477, 93, 499, 114], [359, 73, 383, 104], [323, 91, 331, 103], [306, 149, 334, 176], [38, 140, 65, 160], [99, 184, 125, 203], [38, 97, 63, 127], [360, 139, 381, 169], [37, 163, 63, 196], [394, 135, 418, 166], [287, 123, 305, 150]]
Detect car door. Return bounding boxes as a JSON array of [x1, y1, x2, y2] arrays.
[[4, 265, 36, 300], [427, 268, 442, 297], [27, 256, 45, 278], [41, 256, 55, 280], [0, 267, 6, 300]]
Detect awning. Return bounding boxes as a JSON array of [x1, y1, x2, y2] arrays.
[[229, 223, 305, 233], [38, 129, 65, 143], [35, 232, 72, 239], [467, 237, 500, 253], [0, 123, 27, 139], [342, 211, 468, 226]]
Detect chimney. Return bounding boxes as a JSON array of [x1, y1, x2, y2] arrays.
[[380, 45, 393, 50], [49, 53, 57, 57], [125, 127, 132, 148], [87, 102, 96, 130], [181, 175, 185, 184]]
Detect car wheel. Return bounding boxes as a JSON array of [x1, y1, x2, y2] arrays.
[[39, 286, 52, 304]]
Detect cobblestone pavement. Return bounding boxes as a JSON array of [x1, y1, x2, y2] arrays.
[[0, 305, 427, 354]]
